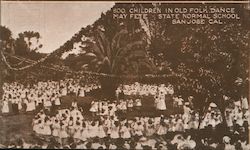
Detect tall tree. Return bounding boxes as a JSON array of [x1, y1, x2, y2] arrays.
[[80, 26, 156, 97], [0, 26, 14, 103], [144, 3, 250, 125], [14, 31, 43, 57]]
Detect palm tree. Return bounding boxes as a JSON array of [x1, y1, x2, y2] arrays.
[[82, 25, 156, 97]]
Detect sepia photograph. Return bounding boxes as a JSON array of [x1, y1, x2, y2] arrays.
[[0, 0, 250, 149]]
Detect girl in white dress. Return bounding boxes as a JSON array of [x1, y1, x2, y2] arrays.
[[52, 119, 60, 137], [73, 121, 82, 142], [145, 119, 155, 137], [44, 98, 52, 110], [120, 122, 131, 139], [89, 101, 98, 116], [32, 118, 40, 133], [241, 96, 249, 110], [97, 121, 106, 138], [55, 97, 61, 106], [78, 87, 85, 97], [61, 87, 67, 96], [135, 99, 142, 110], [81, 122, 89, 141], [175, 118, 185, 132], [127, 99, 134, 111], [1, 99, 9, 113], [110, 121, 120, 139], [68, 117, 75, 137], [26, 99, 36, 112], [134, 121, 144, 137], [59, 121, 69, 139], [17, 98, 22, 111], [43, 117, 52, 136], [121, 100, 127, 112], [88, 121, 98, 138], [71, 100, 78, 109], [157, 96, 167, 111], [35, 120, 44, 135], [157, 120, 167, 136]]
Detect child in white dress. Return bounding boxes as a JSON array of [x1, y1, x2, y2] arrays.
[[26, 99, 36, 112], [145, 119, 155, 136], [52, 119, 60, 137], [127, 99, 134, 111], [1, 100, 9, 113], [89, 101, 98, 116], [81, 122, 89, 141], [59, 122, 69, 139], [43, 117, 52, 136], [55, 97, 61, 106], [88, 121, 98, 138], [157, 120, 167, 136], [97, 121, 106, 138], [110, 121, 120, 139], [134, 121, 144, 137], [120, 122, 131, 139], [79, 87, 85, 97], [73, 121, 82, 142]]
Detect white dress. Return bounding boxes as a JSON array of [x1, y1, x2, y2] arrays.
[[43, 121, 52, 135], [33, 120, 40, 133], [81, 128, 89, 141], [36, 123, 44, 135], [18, 101, 22, 110], [89, 102, 98, 113], [110, 126, 120, 139], [52, 122, 60, 137], [73, 125, 82, 140], [79, 88, 85, 97], [158, 94, 167, 110], [128, 100, 134, 108], [121, 101, 127, 110], [155, 97, 166, 110], [44, 100, 52, 107], [2, 100, 9, 113], [134, 124, 144, 136], [26, 101, 36, 112], [55, 97, 61, 106], [120, 126, 131, 139], [88, 124, 98, 138], [145, 124, 155, 136], [59, 124, 69, 138], [242, 97, 249, 109], [135, 99, 142, 107], [61, 88, 67, 96], [157, 124, 167, 135], [97, 125, 106, 138]]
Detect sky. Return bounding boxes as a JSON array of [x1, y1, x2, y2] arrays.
[[1, 1, 114, 53]]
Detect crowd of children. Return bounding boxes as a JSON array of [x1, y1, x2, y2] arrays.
[[29, 94, 249, 149], [1, 80, 250, 149], [1, 79, 100, 114], [116, 82, 174, 97]]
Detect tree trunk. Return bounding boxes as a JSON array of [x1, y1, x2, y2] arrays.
[[100, 77, 118, 99], [0, 56, 7, 104]]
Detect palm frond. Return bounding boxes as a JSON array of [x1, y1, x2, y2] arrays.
[[115, 40, 144, 58]]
